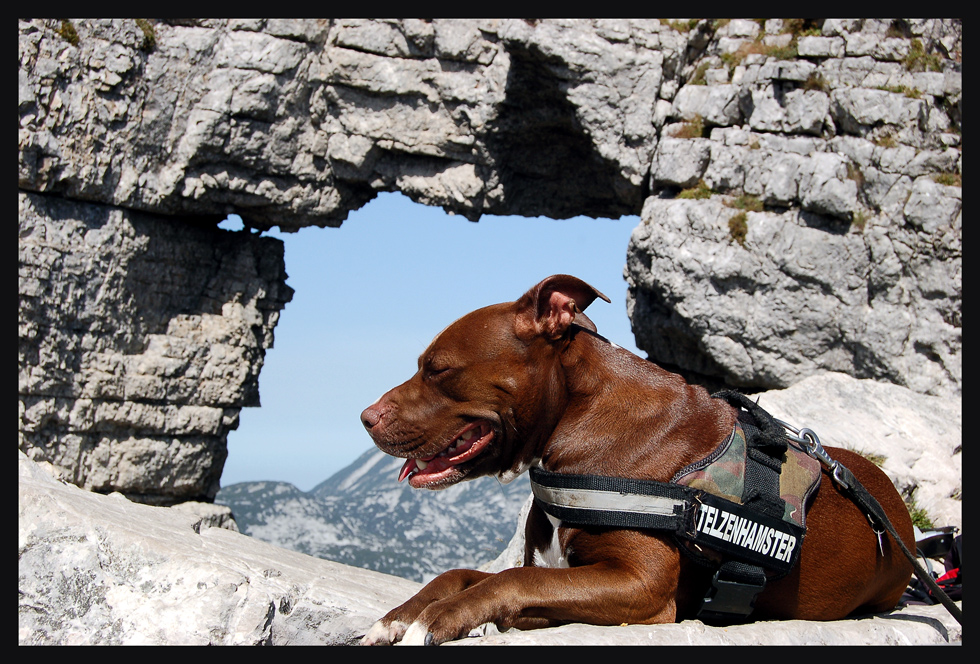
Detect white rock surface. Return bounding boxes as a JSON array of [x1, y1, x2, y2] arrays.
[[450, 603, 960, 645], [18, 450, 421, 645]]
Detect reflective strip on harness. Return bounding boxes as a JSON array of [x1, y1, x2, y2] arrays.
[[529, 467, 694, 532], [532, 483, 683, 517]]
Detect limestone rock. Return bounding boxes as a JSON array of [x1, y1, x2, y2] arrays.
[[626, 191, 959, 396], [17, 16, 961, 538], [18, 18, 676, 226], [18, 191, 292, 504], [797, 36, 846, 59], [831, 88, 926, 137], [670, 84, 741, 126], [652, 137, 711, 188], [18, 450, 421, 645], [170, 500, 241, 533], [753, 372, 961, 530], [626, 19, 960, 397], [450, 604, 960, 645]]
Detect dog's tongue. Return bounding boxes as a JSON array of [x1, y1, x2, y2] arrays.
[[398, 437, 479, 482], [397, 456, 452, 482], [397, 459, 417, 483], [396, 427, 484, 483]]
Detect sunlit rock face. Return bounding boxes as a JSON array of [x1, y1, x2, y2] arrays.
[[19, 191, 292, 503]]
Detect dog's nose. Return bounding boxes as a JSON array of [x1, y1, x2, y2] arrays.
[[361, 404, 382, 430]]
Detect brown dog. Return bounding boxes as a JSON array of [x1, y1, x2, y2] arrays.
[[359, 275, 914, 645]]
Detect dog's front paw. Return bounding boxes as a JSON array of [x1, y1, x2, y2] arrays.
[[400, 622, 435, 645], [395, 604, 494, 645], [360, 619, 410, 645]]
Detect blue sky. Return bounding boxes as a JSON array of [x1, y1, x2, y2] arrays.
[[218, 192, 642, 492]]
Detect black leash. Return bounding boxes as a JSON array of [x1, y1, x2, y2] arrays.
[[777, 420, 963, 626]]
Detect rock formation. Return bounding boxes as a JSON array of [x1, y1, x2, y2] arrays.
[[626, 19, 961, 397], [19, 19, 961, 503], [19, 18, 961, 644], [19, 191, 292, 503], [18, 450, 418, 645]]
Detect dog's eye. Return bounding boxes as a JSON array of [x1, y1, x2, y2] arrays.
[[422, 352, 456, 380], [423, 357, 457, 380], [425, 366, 452, 380]]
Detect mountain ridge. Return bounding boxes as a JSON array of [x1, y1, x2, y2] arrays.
[[217, 446, 531, 582]]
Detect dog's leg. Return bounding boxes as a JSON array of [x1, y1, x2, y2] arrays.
[[373, 551, 681, 645], [415, 563, 678, 645]]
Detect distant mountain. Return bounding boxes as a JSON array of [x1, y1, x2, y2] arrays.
[[216, 447, 531, 583]]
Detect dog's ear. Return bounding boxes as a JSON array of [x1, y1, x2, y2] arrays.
[[516, 275, 610, 341]]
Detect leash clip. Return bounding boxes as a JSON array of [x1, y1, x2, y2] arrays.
[[830, 461, 851, 490], [776, 420, 849, 489]]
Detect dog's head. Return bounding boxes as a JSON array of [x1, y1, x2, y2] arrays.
[[360, 275, 609, 489]]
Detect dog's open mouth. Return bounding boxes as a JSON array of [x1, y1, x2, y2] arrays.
[[398, 420, 494, 488]]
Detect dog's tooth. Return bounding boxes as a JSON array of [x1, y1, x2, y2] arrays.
[[416, 459, 428, 470], [461, 430, 474, 441]]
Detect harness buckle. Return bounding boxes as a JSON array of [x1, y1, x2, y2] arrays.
[[683, 494, 703, 538], [698, 567, 767, 623]]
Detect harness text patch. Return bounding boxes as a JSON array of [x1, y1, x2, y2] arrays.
[[686, 491, 804, 573]]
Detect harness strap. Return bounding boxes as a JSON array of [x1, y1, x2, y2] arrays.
[[714, 390, 791, 522], [528, 467, 805, 572], [700, 391, 798, 621], [529, 466, 798, 623]]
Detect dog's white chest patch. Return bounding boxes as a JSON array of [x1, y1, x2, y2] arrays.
[[532, 513, 568, 568], [499, 457, 537, 484]]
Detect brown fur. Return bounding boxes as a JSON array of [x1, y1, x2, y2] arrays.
[[359, 275, 914, 645]]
